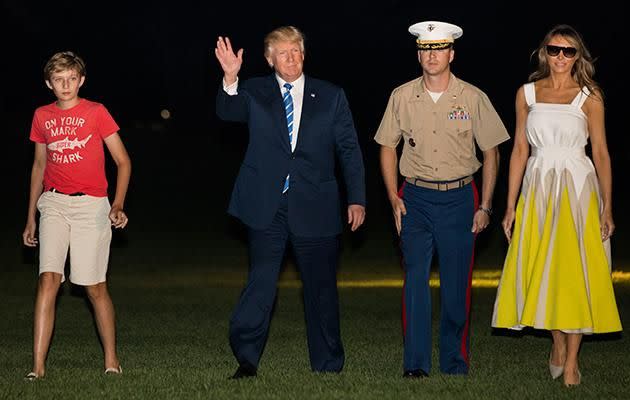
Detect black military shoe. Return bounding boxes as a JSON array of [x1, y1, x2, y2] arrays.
[[403, 369, 428, 378], [230, 363, 257, 379]]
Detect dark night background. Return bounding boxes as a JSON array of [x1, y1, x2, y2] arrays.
[[2, 1, 628, 268]]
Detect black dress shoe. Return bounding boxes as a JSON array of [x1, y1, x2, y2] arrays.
[[230, 363, 257, 379], [403, 369, 428, 378]]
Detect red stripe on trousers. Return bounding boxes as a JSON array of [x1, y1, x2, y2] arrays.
[[460, 181, 479, 365]]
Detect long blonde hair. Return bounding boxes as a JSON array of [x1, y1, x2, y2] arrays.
[[529, 24, 601, 96]]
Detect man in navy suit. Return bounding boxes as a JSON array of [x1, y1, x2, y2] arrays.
[[214, 26, 366, 379]]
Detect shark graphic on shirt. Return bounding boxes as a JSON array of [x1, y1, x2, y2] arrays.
[[47, 134, 92, 153]]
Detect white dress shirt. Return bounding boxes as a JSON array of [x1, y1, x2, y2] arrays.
[[223, 74, 305, 151]]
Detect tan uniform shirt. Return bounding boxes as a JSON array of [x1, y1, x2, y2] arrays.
[[374, 74, 510, 181]]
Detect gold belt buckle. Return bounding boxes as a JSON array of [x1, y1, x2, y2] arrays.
[[440, 177, 467, 191]]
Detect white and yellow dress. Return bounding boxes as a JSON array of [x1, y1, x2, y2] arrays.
[[492, 82, 621, 334]]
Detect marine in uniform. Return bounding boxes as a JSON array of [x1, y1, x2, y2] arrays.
[[374, 21, 509, 377]]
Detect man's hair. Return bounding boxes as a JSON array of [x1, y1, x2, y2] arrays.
[[264, 26, 305, 58], [44, 51, 86, 81]]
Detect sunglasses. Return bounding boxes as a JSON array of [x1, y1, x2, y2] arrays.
[[545, 45, 577, 58]]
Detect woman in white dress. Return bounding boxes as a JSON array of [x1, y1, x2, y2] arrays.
[[492, 24, 621, 387]]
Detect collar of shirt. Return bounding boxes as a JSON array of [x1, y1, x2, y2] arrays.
[[426, 89, 444, 103], [276, 74, 305, 99], [416, 73, 462, 98]]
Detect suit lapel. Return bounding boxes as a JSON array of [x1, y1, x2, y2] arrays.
[[296, 75, 314, 154]]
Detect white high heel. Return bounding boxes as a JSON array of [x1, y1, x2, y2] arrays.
[[564, 369, 581, 387], [549, 352, 564, 379]]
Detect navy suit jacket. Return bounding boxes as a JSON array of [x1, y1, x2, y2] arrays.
[[216, 74, 366, 237]]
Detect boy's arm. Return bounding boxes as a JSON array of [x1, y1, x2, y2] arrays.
[[23, 143, 47, 247], [104, 132, 131, 229]]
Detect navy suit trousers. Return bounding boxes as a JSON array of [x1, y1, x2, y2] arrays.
[[400, 182, 477, 375], [229, 195, 344, 372]]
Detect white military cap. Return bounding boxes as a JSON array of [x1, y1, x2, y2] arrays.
[[408, 21, 463, 49]]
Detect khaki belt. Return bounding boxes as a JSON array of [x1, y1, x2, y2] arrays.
[[405, 175, 473, 191]]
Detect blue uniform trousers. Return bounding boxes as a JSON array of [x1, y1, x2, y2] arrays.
[[229, 195, 344, 372], [400, 181, 477, 375]]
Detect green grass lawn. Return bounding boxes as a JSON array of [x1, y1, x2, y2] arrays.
[[2, 236, 629, 399]]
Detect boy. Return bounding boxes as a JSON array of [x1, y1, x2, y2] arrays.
[[22, 51, 131, 380]]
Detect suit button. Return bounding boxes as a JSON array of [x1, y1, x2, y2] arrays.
[[291, 155, 295, 160]]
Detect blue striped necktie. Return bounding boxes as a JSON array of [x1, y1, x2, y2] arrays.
[[282, 83, 293, 193]]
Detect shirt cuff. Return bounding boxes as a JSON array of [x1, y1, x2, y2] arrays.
[[223, 77, 239, 95]]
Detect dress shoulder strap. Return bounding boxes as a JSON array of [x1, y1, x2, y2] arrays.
[[571, 86, 591, 108], [523, 82, 536, 106]]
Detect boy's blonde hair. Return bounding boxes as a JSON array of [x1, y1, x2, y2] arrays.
[[44, 51, 86, 81]]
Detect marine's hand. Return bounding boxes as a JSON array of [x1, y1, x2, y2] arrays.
[[215, 36, 243, 83], [390, 196, 406, 236], [22, 221, 38, 247], [601, 209, 615, 241], [502, 208, 515, 243], [109, 206, 129, 229], [347, 204, 366, 232]]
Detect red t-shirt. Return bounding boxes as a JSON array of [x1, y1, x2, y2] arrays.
[[30, 99, 120, 197]]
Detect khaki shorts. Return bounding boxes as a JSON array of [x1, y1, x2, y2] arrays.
[[37, 191, 112, 285]]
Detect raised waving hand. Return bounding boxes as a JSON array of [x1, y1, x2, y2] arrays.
[[215, 36, 243, 85]]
